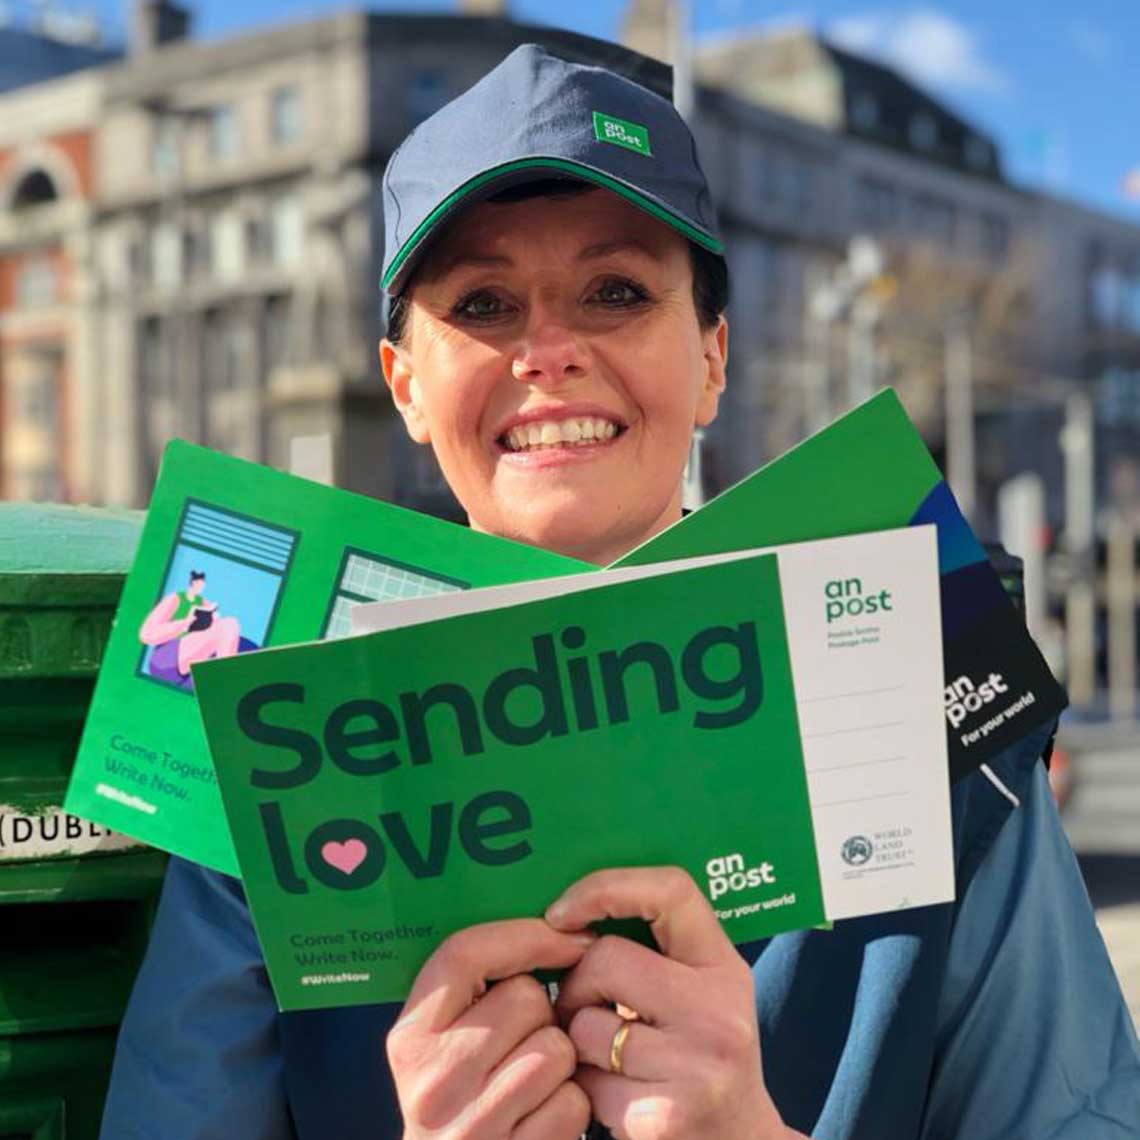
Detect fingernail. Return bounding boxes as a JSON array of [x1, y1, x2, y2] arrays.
[[545, 899, 569, 924]]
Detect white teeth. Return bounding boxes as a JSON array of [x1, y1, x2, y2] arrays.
[[502, 416, 622, 451]]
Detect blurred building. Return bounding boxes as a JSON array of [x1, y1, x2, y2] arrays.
[[627, 16, 1140, 532], [0, 2, 1137, 536], [0, 1, 673, 513], [0, 65, 105, 502]]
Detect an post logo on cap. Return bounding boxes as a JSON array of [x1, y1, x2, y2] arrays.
[[592, 111, 652, 157]]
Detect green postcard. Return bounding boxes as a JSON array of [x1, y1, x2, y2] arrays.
[[617, 390, 1067, 780], [197, 526, 951, 1010], [64, 441, 584, 874], [194, 554, 822, 1008], [353, 527, 952, 931]]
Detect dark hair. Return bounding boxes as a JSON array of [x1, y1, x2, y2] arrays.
[[385, 181, 728, 345], [189, 570, 206, 583]]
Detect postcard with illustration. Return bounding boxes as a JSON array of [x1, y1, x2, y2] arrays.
[[64, 441, 584, 874]]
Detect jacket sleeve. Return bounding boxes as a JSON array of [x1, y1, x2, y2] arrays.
[[99, 856, 296, 1140], [919, 761, 1140, 1140]]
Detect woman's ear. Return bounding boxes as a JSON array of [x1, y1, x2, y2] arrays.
[[380, 338, 432, 444], [695, 315, 728, 427]]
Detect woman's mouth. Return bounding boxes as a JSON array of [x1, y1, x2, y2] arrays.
[[499, 416, 624, 453]]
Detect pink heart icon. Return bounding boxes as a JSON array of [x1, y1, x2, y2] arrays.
[[321, 839, 368, 875]]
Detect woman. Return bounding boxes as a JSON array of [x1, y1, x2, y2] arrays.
[[139, 569, 243, 686], [100, 44, 1139, 1140]]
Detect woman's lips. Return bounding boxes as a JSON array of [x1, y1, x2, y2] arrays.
[[495, 418, 628, 467], [499, 414, 623, 453]]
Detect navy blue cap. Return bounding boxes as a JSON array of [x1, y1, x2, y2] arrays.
[[381, 43, 724, 295]]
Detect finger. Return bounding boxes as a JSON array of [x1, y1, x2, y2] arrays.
[[546, 866, 731, 967], [482, 1025, 578, 1129], [568, 1006, 673, 1082], [447, 974, 556, 1075], [555, 934, 694, 1027], [511, 1081, 591, 1140], [397, 920, 593, 1033], [575, 1067, 674, 1140]]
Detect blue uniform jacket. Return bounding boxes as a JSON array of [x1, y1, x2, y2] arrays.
[[100, 721, 1140, 1138]]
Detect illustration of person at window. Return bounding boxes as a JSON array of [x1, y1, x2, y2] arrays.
[[139, 570, 242, 688]]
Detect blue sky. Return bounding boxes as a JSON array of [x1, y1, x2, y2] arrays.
[[52, 0, 1140, 222]]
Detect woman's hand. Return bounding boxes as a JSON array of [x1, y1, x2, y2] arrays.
[[388, 919, 594, 1139], [548, 867, 805, 1140]]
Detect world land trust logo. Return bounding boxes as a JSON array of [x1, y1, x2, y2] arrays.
[[841, 835, 874, 866]]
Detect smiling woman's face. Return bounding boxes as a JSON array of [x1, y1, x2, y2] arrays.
[[380, 187, 728, 565]]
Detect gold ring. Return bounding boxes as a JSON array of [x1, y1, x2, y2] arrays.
[[609, 1018, 633, 1075]]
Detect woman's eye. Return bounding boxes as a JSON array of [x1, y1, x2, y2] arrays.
[[590, 279, 648, 307], [453, 291, 509, 320]]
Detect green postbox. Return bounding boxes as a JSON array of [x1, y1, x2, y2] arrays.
[[0, 504, 168, 1139]]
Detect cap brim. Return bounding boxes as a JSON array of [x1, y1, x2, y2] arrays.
[[381, 156, 724, 294]]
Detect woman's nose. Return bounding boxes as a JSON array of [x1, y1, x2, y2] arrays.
[[510, 308, 588, 387]]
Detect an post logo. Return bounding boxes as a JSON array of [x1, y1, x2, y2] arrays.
[[592, 111, 652, 156], [945, 672, 1009, 728], [706, 852, 775, 900], [825, 577, 893, 623]]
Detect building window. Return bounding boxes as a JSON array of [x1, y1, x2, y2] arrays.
[[965, 135, 992, 173], [203, 309, 251, 393], [152, 117, 180, 176], [10, 169, 59, 208], [782, 159, 812, 212], [16, 359, 57, 431], [913, 194, 956, 245], [1100, 368, 1140, 425], [726, 235, 781, 372], [21, 466, 61, 502], [856, 177, 897, 230], [15, 257, 60, 308], [211, 209, 245, 282], [138, 317, 171, 400], [980, 213, 1010, 259], [909, 112, 939, 152], [263, 293, 291, 373], [151, 221, 183, 289], [1125, 273, 1140, 335], [208, 105, 238, 159], [407, 70, 448, 122], [851, 91, 879, 131], [184, 223, 211, 280], [1090, 266, 1122, 329], [743, 141, 768, 206], [270, 194, 303, 269], [270, 85, 302, 146]]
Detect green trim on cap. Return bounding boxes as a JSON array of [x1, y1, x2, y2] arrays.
[[381, 156, 724, 292]]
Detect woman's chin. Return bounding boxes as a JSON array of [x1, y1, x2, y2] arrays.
[[481, 498, 631, 565]]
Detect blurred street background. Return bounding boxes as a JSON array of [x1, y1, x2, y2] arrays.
[[0, 0, 1136, 1019]]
